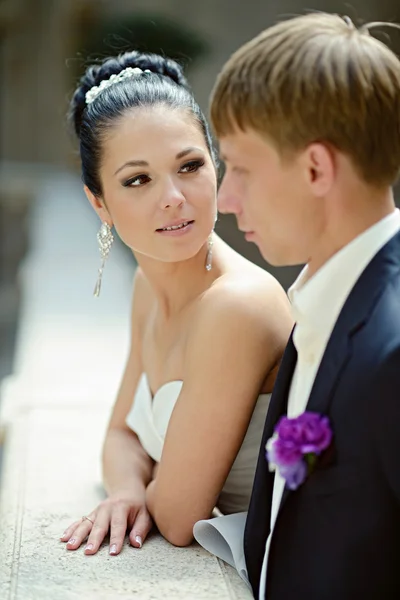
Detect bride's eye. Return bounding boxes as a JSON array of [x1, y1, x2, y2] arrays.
[[123, 174, 151, 187], [180, 159, 205, 174]]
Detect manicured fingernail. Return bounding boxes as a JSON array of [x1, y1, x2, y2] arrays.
[[135, 536, 142, 548], [85, 543, 93, 552], [67, 538, 76, 545], [109, 544, 117, 555]]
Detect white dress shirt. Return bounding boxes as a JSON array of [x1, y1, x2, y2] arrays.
[[259, 209, 400, 599]]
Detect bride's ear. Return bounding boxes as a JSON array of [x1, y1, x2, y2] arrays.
[[84, 185, 113, 226]]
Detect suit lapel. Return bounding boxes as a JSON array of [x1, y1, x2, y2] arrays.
[[244, 332, 297, 596], [306, 229, 400, 416], [262, 332, 297, 445]]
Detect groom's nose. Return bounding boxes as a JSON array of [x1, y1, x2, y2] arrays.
[[218, 174, 242, 215]]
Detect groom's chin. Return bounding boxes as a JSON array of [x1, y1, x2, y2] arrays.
[[257, 244, 304, 268]]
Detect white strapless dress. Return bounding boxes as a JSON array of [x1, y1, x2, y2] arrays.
[[126, 373, 271, 514], [126, 373, 270, 584]]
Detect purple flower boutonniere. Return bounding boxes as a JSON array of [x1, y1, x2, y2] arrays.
[[266, 412, 333, 490]]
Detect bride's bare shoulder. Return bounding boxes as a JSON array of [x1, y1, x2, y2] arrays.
[[208, 261, 290, 319], [192, 263, 294, 357]]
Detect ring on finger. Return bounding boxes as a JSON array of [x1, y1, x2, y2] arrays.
[[82, 515, 94, 525]]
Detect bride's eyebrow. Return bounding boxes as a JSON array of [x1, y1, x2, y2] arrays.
[[114, 159, 148, 176], [176, 146, 204, 159]]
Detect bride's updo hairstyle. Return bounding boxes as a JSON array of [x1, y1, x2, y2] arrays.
[[69, 51, 217, 196]]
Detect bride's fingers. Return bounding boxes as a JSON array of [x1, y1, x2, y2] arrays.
[[129, 508, 153, 549], [83, 510, 111, 555], [66, 517, 95, 551], [60, 520, 81, 542], [107, 506, 129, 556]]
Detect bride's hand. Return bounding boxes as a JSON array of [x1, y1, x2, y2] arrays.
[[60, 490, 153, 555]]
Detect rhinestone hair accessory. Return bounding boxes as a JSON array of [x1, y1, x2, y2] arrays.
[[93, 222, 114, 297], [342, 15, 355, 29], [85, 67, 151, 105]]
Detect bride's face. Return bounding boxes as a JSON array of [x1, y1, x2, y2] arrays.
[[91, 106, 217, 263]]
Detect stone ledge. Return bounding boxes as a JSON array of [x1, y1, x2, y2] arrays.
[[0, 406, 252, 600], [0, 376, 116, 428]]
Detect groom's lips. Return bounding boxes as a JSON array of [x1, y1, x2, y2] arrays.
[[238, 223, 255, 240]]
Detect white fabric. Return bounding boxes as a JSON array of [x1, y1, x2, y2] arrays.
[[193, 513, 249, 584], [126, 372, 271, 515], [259, 208, 400, 599]]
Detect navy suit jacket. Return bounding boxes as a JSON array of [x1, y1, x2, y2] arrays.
[[244, 230, 400, 600]]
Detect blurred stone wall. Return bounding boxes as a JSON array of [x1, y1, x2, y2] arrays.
[[0, 0, 77, 164]]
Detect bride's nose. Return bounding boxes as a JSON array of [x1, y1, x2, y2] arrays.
[[160, 178, 186, 209]]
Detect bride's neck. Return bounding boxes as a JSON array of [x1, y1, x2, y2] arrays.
[[135, 241, 222, 318]]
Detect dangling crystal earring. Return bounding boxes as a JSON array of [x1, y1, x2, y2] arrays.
[[93, 222, 114, 297], [205, 232, 214, 272]]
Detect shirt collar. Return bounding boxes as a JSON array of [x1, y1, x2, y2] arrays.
[[289, 209, 400, 336]]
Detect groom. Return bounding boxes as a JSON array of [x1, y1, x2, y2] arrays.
[[211, 12, 400, 600]]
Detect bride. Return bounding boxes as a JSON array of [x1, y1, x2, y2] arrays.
[[61, 50, 293, 556]]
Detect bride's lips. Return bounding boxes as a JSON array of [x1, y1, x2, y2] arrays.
[[156, 219, 195, 236]]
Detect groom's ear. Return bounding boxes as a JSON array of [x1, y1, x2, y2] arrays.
[[303, 143, 335, 197]]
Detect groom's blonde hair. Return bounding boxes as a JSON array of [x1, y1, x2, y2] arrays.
[[210, 13, 400, 187]]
